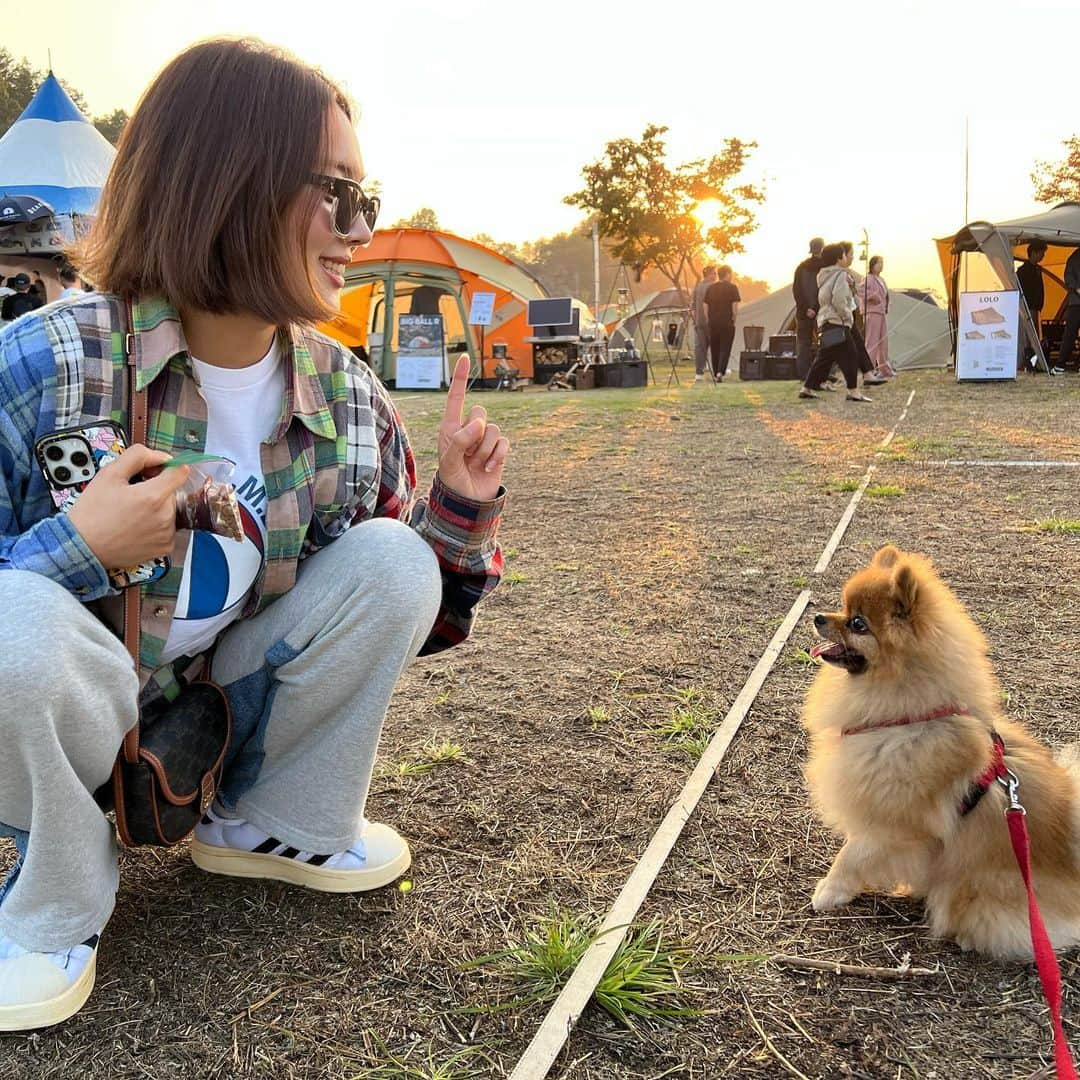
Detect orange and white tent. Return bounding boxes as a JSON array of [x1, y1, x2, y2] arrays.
[[320, 228, 550, 382]]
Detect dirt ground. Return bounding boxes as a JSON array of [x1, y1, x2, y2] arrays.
[[3, 366, 1080, 1079]]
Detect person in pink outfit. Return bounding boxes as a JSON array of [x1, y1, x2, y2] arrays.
[[859, 256, 894, 378]]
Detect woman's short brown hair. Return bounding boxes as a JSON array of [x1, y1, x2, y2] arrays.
[[71, 38, 351, 325]]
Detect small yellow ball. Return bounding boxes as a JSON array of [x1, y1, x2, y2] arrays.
[[399, 880, 413, 892]]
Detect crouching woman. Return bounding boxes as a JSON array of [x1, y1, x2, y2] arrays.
[[0, 38, 507, 1030]]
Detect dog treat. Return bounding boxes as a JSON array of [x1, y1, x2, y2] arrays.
[[176, 476, 243, 541], [970, 306, 1006, 325]]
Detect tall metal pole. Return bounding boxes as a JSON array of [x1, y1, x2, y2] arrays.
[[592, 218, 601, 339], [963, 116, 970, 293]]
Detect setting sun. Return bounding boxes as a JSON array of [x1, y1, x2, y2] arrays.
[[691, 198, 724, 233]]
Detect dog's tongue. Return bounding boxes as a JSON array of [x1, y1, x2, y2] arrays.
[[811, 641, 846, 660]]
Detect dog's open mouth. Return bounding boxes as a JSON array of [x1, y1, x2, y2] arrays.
[[810, 640, 867, 674]]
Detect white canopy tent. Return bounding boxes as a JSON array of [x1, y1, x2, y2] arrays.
[[0, 73, 115, 283]]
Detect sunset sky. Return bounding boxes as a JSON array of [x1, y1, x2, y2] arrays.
[[8, 0, 1078, 294]]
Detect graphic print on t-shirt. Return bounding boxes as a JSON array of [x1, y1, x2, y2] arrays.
[[161, 338, 285, 663], [174, 493, 265, 620]]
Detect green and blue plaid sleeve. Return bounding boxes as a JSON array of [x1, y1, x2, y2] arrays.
[[0, 316, 112, 599]]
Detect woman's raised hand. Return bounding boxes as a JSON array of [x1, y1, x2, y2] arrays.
[[436, 355, 509, 502]]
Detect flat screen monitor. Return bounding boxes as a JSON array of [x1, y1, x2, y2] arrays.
[[528, 298, 574, 329], [532, 308, 580, 339]]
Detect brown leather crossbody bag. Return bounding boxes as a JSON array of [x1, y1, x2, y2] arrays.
[[109, 303, 232, 847]]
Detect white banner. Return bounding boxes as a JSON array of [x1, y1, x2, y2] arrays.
[[397, 314, 445, 389], [468, 291, 496, 326], [956, 290, 1019, 380]]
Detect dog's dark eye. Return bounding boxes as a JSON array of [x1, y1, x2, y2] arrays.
[[848, 615, 869, 634]]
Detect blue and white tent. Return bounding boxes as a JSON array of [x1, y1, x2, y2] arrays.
[[0, 73, 115, 215]]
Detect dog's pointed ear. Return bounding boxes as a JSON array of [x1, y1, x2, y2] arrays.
[[873, 544, 901, 569], [891, 560, 919, 620]]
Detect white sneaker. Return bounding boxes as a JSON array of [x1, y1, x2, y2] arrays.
[[0, 930, 98, 1031], [190, 805, 411, 893], [693, 374, 703, 383]]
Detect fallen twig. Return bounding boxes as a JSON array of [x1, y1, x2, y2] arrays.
[[771, 952, 938, 980]]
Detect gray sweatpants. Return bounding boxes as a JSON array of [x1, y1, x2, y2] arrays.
[[0, 519, 441, 952], [693, 322, 710, 376]]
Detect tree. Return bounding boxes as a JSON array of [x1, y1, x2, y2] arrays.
[[93, 108, 129, 147], [1032, 136, 1080, 205], [1, 47, 127, 146], [564, 124, 764, 296], [471, 232, 524, 260], [391, 207, 440, 230]]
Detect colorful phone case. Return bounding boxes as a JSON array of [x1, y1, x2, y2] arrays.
[[34, 421, 170, 590]]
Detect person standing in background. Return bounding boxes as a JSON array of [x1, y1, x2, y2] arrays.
[[0, 274, 43, 322], [704, 265, 740, 381], [792, 238, 824, 382], [58, 267, 83, 299], [1016, 240, 1047, 373], [1056, 246, 1080, 374], [858, 256, 894, 379], [799, 241, 872, 402], [691, 265, 716, 382]]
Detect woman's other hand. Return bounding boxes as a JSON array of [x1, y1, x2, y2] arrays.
[[436, 355, 509, 502]]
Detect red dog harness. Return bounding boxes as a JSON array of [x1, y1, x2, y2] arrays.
[[841, 705, 1078, 1079]]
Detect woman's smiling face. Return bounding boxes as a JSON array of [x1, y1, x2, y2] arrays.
[[304, 106, 372, 310]]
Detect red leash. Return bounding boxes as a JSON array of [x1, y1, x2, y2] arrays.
[[991, 752, 1078, 1079], [842, 709, 1076, 1074]]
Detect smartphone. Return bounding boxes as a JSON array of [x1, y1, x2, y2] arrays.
[[33, 421, 170, 590]]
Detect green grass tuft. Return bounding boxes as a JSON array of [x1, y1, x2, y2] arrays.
[[463, 914, 698, 1028], [1035, 518, 1080, 534], [586, 705, 611, 725], [865, 483, 906, 498], [656, 703, 715, 760], [389, 738, 467, 777], [828, 478, 861, 492]]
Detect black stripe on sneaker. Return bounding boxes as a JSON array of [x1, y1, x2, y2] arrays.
[[279, 846, 301, 860], [201, 813, 213, 825], [81, 934, 100, 949], [253, 837, 282, 855], [307, 853, 332, 866]]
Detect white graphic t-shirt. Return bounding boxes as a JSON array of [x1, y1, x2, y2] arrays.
[[161, 338, 285, 663]]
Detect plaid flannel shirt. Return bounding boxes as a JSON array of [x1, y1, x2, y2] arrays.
[[0, 293, 504, 701]]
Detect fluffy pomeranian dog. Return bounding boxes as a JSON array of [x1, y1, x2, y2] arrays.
[[803, 544, 1080, 958]]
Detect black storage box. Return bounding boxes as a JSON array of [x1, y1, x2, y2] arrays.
[[769, 333, 797, 356], [766, 354, 799, 380], [596, 360, 646, 388], [573, 366, 596, 390], [739, 350, 767, 380]]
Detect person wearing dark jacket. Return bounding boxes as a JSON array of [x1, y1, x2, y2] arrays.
[[1055, 247, 1080, 373], [0, 274, 44, 322], [792, 238, 824, 381], [1016, 241, 1047, 373]]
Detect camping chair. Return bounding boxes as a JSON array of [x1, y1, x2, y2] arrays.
[[494, 361, 522, 391]]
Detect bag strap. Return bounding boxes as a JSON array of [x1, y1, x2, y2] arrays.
[[122, 298, 146, 765]]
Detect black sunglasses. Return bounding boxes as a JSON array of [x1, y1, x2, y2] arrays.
[[311, 174, 380, 238]]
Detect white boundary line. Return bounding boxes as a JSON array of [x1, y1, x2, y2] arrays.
[[813, 389, 916, 576], [507, 390, 919, 1080], [915, 459, 1080, 469], [508, 591, 812, 1080]]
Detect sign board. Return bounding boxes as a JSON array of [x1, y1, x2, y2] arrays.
[[956, 290, 1020, 380], [468, 291, 496, 326], [396, 314, 445, 389]]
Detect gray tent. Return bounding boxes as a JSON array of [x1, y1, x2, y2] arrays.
[[936, 202, 1080, 370]]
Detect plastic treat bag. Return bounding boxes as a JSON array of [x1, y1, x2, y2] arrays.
[[165, 453, 244, 542]]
